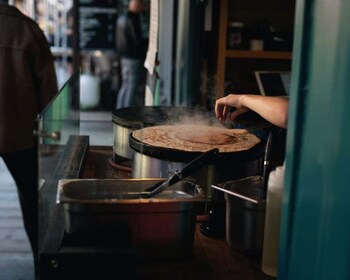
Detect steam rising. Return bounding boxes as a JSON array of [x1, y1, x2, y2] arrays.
[[156, 69, 227, 128], [161, 106, 223, 128]]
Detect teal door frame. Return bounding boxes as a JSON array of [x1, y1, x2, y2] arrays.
[[174, 0, 206, 106], [280, 0, 350, 279]]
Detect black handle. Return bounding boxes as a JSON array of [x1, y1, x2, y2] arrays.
[[168, 148, 219, 185], [262, 131, 274, 199], [146, 148, 219, 198]]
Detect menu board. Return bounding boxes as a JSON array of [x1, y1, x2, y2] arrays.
[[78, 0, 118, 50]]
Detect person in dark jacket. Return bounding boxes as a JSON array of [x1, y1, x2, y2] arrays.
[[0, 0, 58, 273], [115, 0, 148, 108]]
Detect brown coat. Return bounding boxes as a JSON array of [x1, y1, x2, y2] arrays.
[[0, 4, 58, 154]]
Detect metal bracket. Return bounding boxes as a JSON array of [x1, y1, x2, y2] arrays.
[[34, 130, 61, 141]]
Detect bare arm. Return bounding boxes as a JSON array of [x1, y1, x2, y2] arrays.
[[215, 94, 289, 128]]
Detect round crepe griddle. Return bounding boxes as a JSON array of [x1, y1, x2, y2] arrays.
[[129, 124, 265, 163]]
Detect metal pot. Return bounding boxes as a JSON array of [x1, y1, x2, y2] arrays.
[[212, 176, 266, 256], [112, 106, 211, 160]]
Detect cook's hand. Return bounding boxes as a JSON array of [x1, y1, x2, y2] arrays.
[[215, 94, 249, 122]]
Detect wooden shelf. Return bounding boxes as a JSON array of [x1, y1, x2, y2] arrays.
[[216, 0, 295, 99], [226, 50, 292, 60]]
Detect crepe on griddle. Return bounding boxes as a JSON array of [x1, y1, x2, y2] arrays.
[[132, 124, 260, 153]]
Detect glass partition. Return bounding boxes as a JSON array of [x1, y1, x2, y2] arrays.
[[36, 71, 80, 187], [37, 71, 80, 255], [79, 110, 113, 147]]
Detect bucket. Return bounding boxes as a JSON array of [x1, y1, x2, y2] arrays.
[[80, 73, 100, 110], [211, 176, 266, 257]]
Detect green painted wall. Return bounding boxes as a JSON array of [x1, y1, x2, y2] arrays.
[[280, 0, 350, 279]]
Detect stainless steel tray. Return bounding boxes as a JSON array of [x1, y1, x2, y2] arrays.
[[57, 178, 205, 258]]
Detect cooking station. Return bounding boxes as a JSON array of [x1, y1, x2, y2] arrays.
[[38, 106, 280, 280]]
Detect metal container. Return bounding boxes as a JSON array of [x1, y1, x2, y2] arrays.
[[212, 176, 266, 257], [112, 106, 210, 160], [57, 178, 205, 258]]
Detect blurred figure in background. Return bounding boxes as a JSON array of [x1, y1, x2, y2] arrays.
[[0, 0, 58, 274], [115, 0, 148, 108]]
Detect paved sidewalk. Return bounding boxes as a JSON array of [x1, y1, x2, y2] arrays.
[[0, 158, 34, 280], [0, 111, 113, 279]]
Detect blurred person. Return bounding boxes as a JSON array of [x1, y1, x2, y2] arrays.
[[215, 94, 289, 129], [115, 0, 148, 108], [0, 0, 58, 273]]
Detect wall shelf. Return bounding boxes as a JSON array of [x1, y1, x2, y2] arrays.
[[216, 0, 295, 99], [226, 50, 292, 60]]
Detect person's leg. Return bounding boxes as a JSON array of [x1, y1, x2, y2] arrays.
[[2, 147, 38, 253], [126, 60, 143, 107], [116, 58, 145, 108], [116, 58, 132, 109], [116, 59, 127, 109]]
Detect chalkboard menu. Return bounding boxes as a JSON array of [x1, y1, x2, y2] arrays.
[[79, 0, 118, 50]]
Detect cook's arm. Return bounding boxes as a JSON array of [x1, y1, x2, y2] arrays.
[[215, 94, 289, 129]]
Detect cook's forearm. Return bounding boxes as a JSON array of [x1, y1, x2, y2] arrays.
[[241, 95, 289, 128]]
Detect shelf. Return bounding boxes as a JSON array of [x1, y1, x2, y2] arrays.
[[226, 50, 292, 60], [216, 0, 295, 99]]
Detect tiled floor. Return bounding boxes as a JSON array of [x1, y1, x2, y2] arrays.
[[0, 111, 113, 280]]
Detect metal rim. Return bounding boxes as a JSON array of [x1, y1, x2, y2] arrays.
[[129, 133, 266, 163]]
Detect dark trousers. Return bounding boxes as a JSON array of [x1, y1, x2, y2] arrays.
[[1, 147, 38, 253], [116, 58, 145, 109]]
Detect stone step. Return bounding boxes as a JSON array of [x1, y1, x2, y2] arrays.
[[0, 229, 31, 252], [0, 253, 34, 280], [0, 217, 25, 228]]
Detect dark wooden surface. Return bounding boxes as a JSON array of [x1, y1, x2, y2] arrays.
[[39, 137, 274, 280], [136, 223, 274, 280], [80, 145, 131, 180]]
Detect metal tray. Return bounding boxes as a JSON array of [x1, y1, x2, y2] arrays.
[[57, 178, 205, 258]]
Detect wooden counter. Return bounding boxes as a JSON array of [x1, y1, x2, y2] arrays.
[[135, 223, 273, 280], [39, 136, 274, 280]]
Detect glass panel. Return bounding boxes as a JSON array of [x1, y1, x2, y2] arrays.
[[37, 71, 80, 251], [79, 111, 113, 147], [37, 71, 80, 186]]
